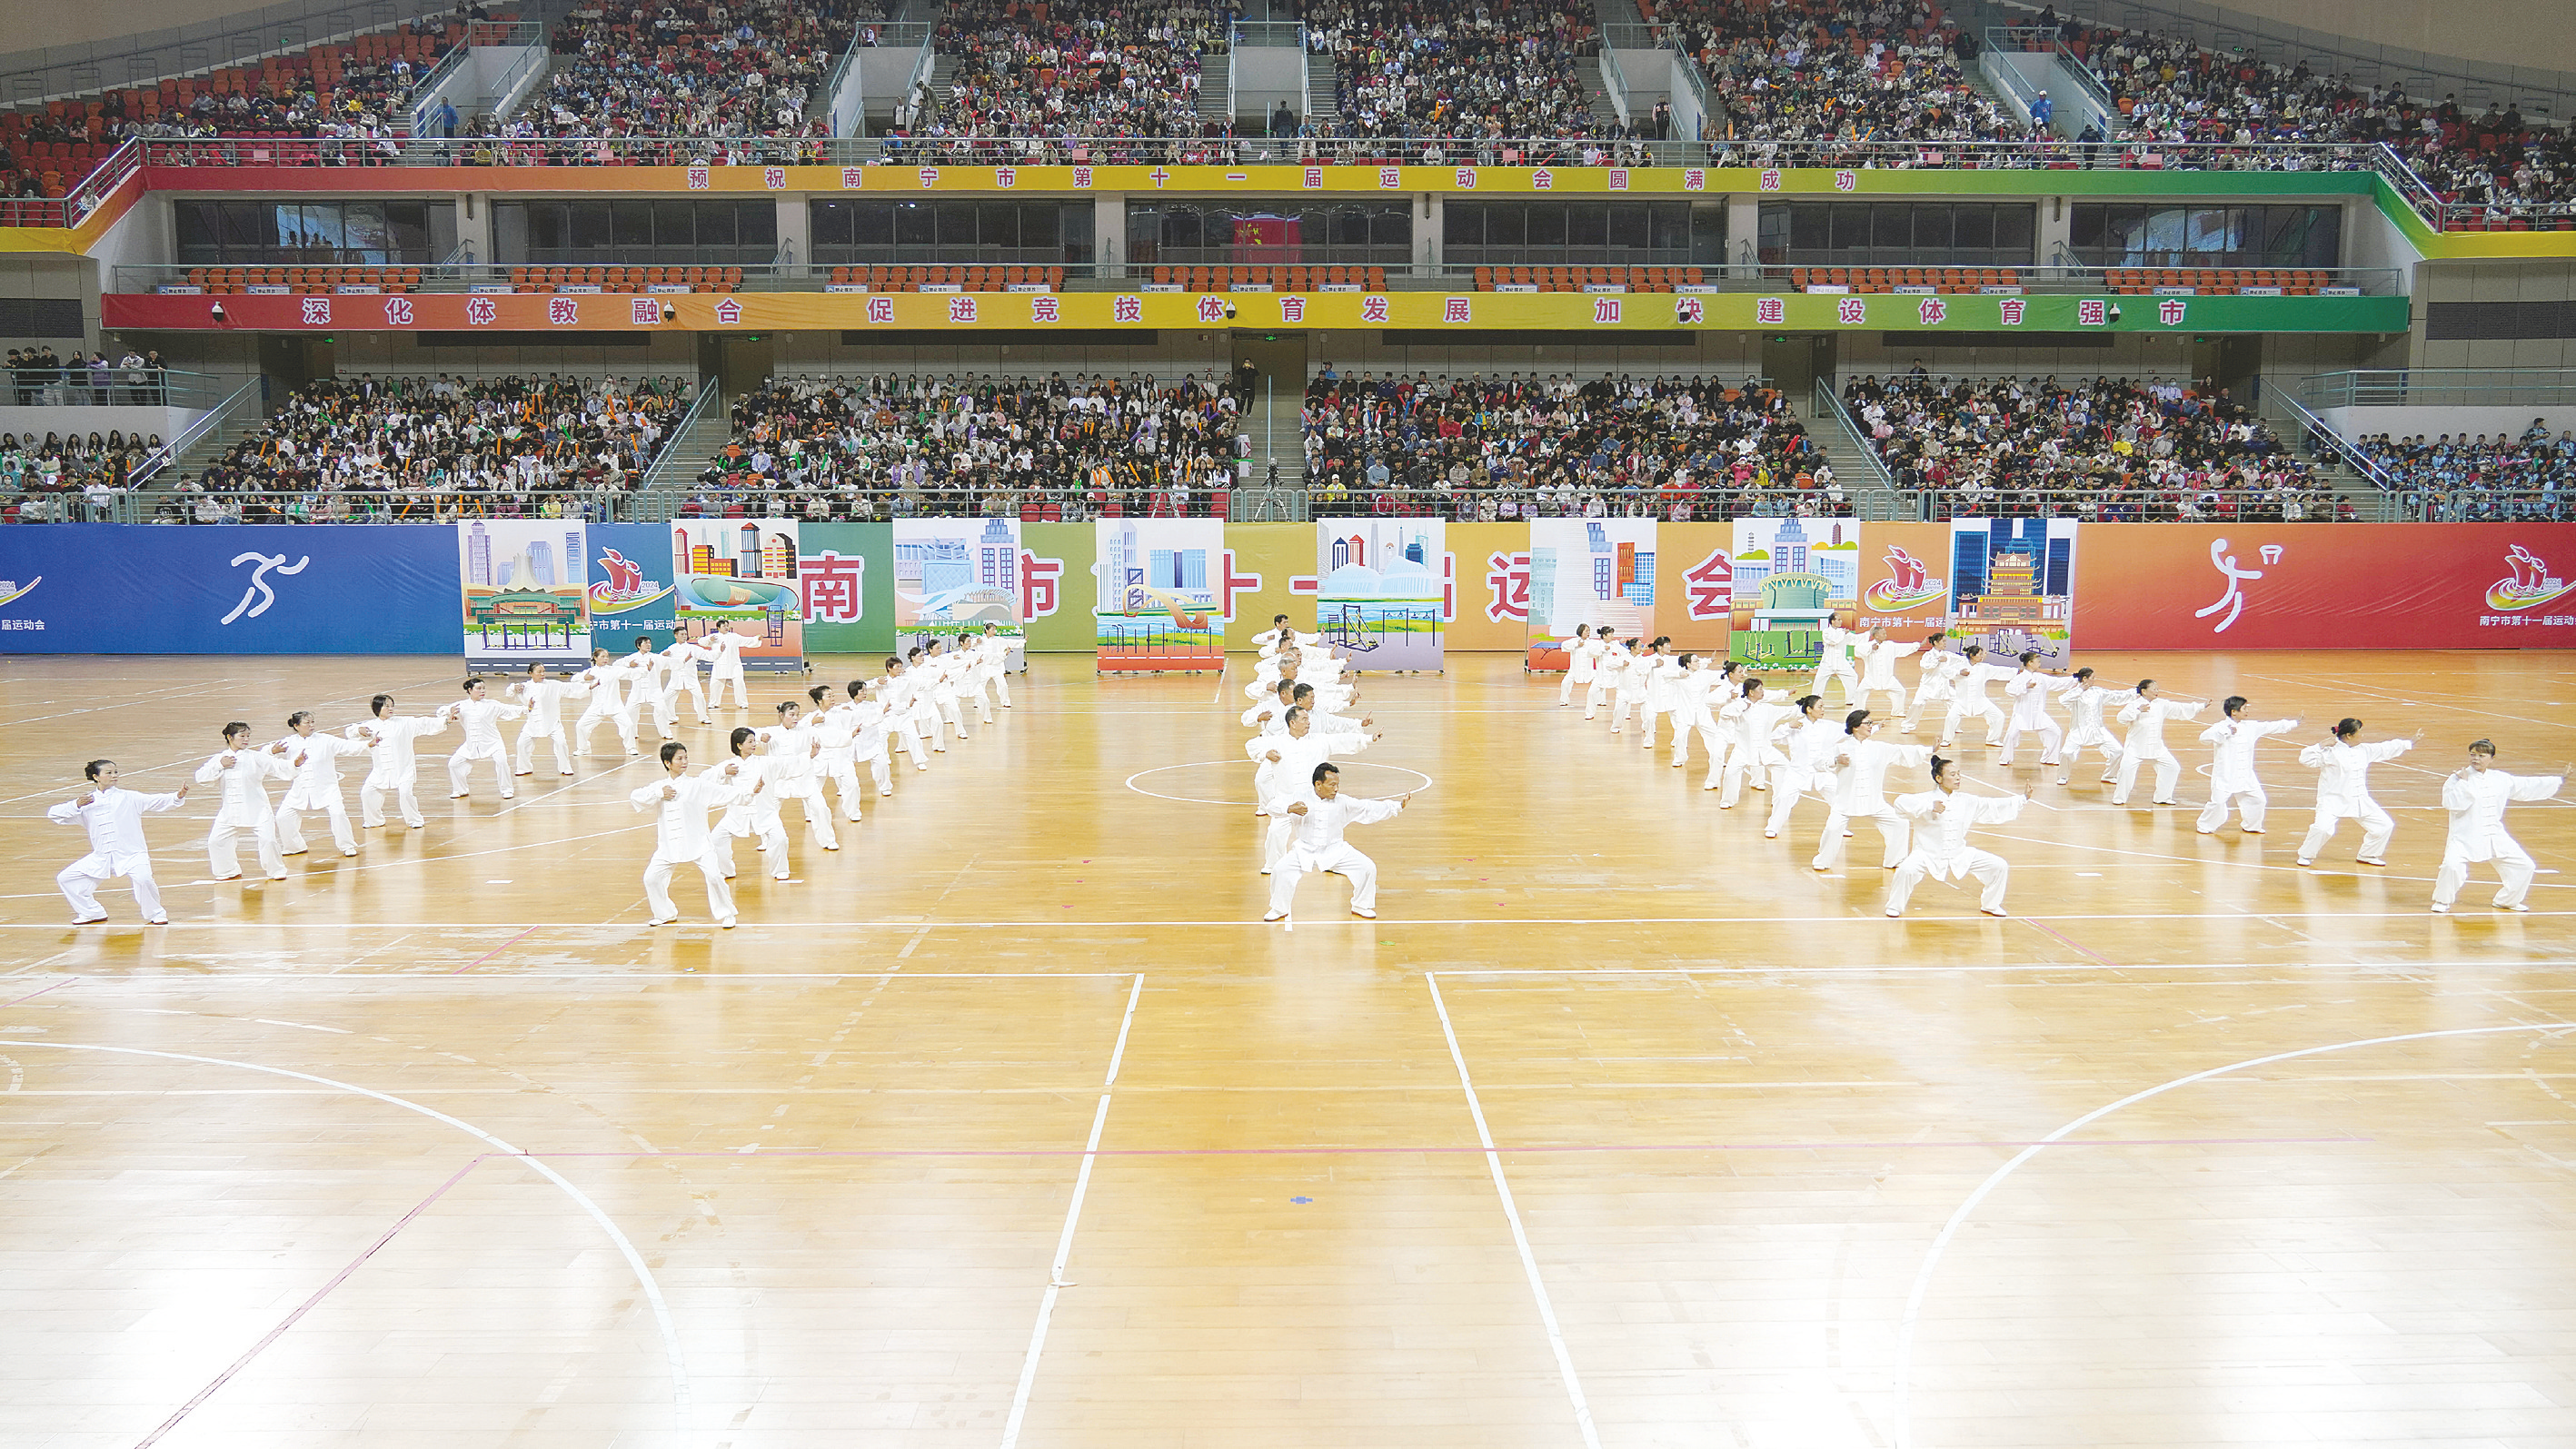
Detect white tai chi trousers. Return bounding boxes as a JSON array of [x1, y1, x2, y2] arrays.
[[515, 723, 573, 776], [2434, 841, 2537, 910], [447, 749, 513, 798], [1939, 697, 2005, 745], [2196, 786, 2267, 834], [2060, 729, 2123, 784], [1854, 680, 1907, 716], [1812, 660, 1859, 704], [644, 847, 735, 924], [1997, 717, 2063, 768], [1267, 843, 1378, 918], [274, 799, 356, 856], [2299, 803, 2394, 863], [575, 702, 638, 757], [59, 849, 164, 922], [207, 816, 287, 880], [1887, 850, 2010, 916], [2111, 749, 2182, 806], [1814, 806, 1909, 870], [359, 774, 423, 829]]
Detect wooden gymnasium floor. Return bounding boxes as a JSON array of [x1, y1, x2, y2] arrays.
[[3, 649, 2574, 1449]]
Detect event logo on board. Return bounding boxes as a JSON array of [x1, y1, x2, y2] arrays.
[[587, 545, 674, 614], [0, 576, 37, 609], [1861, 543, 1947, 612], [221, 551, 309, 625], [2487, 544, 2576, 612]]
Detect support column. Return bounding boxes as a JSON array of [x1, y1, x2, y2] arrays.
[[1095, 192, 1127, 280], [2038, 194, 2073, 269], [1726, 194, 1759, 269], [454, 191, 492, 265], [775, 194, 811, 269], [1419, 193, 1441, 271]]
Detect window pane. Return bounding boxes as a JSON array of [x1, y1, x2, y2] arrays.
[[697, 202, 740, 248], [1830, 203, 1868, 253], [1606, 203, 1648, 251], [1786, 202, 1825, 253], [735, 202, 774, 249], [1019, 201, 1058, 251], [611, 200, 653, 249], [1164, 206, 1201, 251], [1650, 202, 1687, 251], [810, 200, 850, 247], [1445, 203, 1482, 247], [1994, 203, 2034, 253], [979, 200, 1018, 249], [1910, 203, 1952, 251], [220, 200, 268, 252], [530, 203, 567, 254], [177, 202, 218, 251], [1568, 203, 1606, 248], [1871, 203, 1908, 249], [1526, 203, 1565, 247], [1478, 204, 1521, 247], [653, 200, 696, 247], [569, 202, 612, 250], [383, 200, 428, 260], [1369, 206, 1410, 248], [851, 201, 891, 246], [932, 200, 973, 248], [1955, 203, 1994, 251]]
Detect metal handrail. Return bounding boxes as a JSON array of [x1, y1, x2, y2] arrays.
[[1596, 44, 1633, 128], [1231, 21, 1304, 47], [2299, 368, 2576, 409], [642, 383, 721, 492], [1, 365, 243, 408], [132, 374, 267, 488], [1808, 377, 1903, 501], [2274, 389, 2402, 493]]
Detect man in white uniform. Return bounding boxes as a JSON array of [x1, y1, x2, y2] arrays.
[[194, 721, 293, 881], [2054, 668, 2125, 787], [1262, 762, 1411, 924], [2194, 695, 2301, 835], [629, 742, 753, 927], [1996, 651, 2069, 769], [1936, 643, 2016, 749], [833, 678, 900, 796], [2296, 719, 2419, 868], [978, 623, 1016, 709], [1814, 710, 1934, 872], [1853, 629, 1920, 716], [2111, 680, 2206, 808], [443, 678, 528, 800], [803, 684, 869, 820], [1557, 623, 1597, 707], [624, 638, 679, 740], [572, 648, 641, 758], [702, 624, 756, 710], [661, 633, 718, 724], [51, 759, 187, 924], [1886, 756, 2028, 918], [1249, 708, 1381, 870], [508, 662, 581, 777], [1252, 615, 1320, 659], [349, 692, 446, 829], [274, 710, 367, 858], [1810, 613, 1863, 707], [2431, 739, 2564, 912]]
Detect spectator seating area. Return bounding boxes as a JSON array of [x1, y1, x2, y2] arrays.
[[2352, 427, 2576, 521], [1155, 264, 1389, 291], [189, 266, 425, 294], [917, 0, 1218, 148], [0, 430, 162, 524], [525, 0, 864, 138], [509, 266, 741, 293], [1302, 372, 1827, 518], [1785, 265, 2018, 293], [1843, 372, 2345, 521], [1654, 0, 2027, 156], [1302, 0, 1605, 148], [2099, 267, 2338, 295], [832, 264, 1068, 291]]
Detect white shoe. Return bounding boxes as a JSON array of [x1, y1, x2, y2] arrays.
[[449, 791, 469, 799], [144, 917, 168, 926], [2356, 857, 2387, 867], [1885, 907, 1903, 918], [1350, 908, 1376, 919], [1263, 910, 1288, 923], [515, 770, 534, 778], [1763, 829, 1778, 839], [281, 848, 308, 857], [501, 792, 516, 799], [648, 916, 677, 927], [2296, 858, 2312, 867], [1981, 908, 2009, 918], [2055, 776, 2070, 786], [560, 770, 576, 777], [69, 915, 107, 925], [2501, 902, 2531, 912], [2430, 902, 2450, 914], [340, 849, 358, 858], [719, 916, 739, 928]]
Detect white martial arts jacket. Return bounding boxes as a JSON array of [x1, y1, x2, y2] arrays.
[[1261, 789, 1405, 859], [1916, 650, 1964, 700], [1675, 667, 1725, 729], [574, 664, 630, 715], [1251, 626, 1319, 658], [1827, 737, 1935, 814], [1641, 655, 1684, 712], [511, 678, 580, 735], [664, 638, 716, 689], [194, 747, 292, 827], [275, 730, 368, 809], [631, 769, 750, 858], [830, 698, 890, 761], [1815, 624, 1863, 673], [1615, 650, 1656, 700], [802, 710, 858, 771], [2115, 697, 2203, 762], [1242, 698, 1295, 732], [1953, 660, 2017, 706], [2003, 670, 2060, 728], [704, 630, 751, 680], [1566, 637, 1602, 683], [623, 649, 673, 704], [2197, 716, 2298, 795], [1248, 729, 1372, 806], [2299, 737, 2412, 819], [1735, 700, 1801, 768], [2062, 683, 2121, 740], [977, 633, 1016, 676], [1892, 789, 2028, 877], [50, 787, 183, 872], [448, 699, 527, 759], [347, 712, 445, 784], [753, 727, 828, 799], [1780, 715, 1845, 780], [2440, 769, 2562, 862], [1859, 639, 1920, 689]]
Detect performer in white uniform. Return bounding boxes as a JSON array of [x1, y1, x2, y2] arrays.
[[1252, 616, 1320, 659], [1901, 632, 1958, 734], [624, 638, 679, 740], [349, 692, 445, 829], [1995, 652, 2068, 768], [1853, 629, 1920, 716], [2054, 668, 2125, 787], [1886, 756, 2028, 918], [1586, 635, 1627, 720], [629, 742, 751, 928], [834, 678, 899, 796], [713, 726, 793, 881], [2432, 739, 2565, 913], [978, 623, 1016, 709], [802, 684, 868, 819], [572, 648, 641, 758], [1692, 661, 1747, 788], [884, 655, 945, 760], [1667, 655, 1718, 769], [702, 624, 755, 710], [2111, 680, 2206, 807], [508, 662, 580, 777], [1262, 762, 1411, 924], [1764, 694, 1841, 839], [1814, 710, 1934, 872], [662, 633, 717, 724], [1637, 638, 1686, 750], [274, 710, 367, 858], [2194, 696, 2301, 835], [1936, 644, 2015, 749], [2297, 719, 2419, 868], [194, 721, 293, 881], [758, 703, 841, 854], [443, 678, 528, 800], [51, 759, 186, 924], [1558, 624, 1597, 707], [1250, 708, 1380, 872], [1810, 614, 1863, 706], [1719, 679, 1799, 809]]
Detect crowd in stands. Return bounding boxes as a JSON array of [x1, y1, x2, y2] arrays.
[[1299, 0, 1620, 163], [2352, 422, 2576, 521], [0, 431, 162, 522], [890, 0, 1219, 165], [682, 372, 1248, 518], [1303, 369, 1835, 519], [143, 375, 694, 524], [520, 0, 869, 141], [1662, 0, 2034, 163], [1843, 372, 2348, 521]]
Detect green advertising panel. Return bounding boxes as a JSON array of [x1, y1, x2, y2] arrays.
[[1018, 521, 1093, 653], [800, 521, 894, 661]]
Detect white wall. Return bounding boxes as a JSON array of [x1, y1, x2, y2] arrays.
[[0, 403, 207, 442], [2320, 405, 2571, 442]]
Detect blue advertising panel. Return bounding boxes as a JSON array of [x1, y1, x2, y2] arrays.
[[583, 522, 680, 650], [0, 524, 455, 654]]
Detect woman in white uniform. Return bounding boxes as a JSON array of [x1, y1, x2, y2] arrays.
[[629, 742, 751, 928], [2194, 695, 2301, 835], [2296, 719, 2418, 868], [2111, 680, 2207, 808], [2054, 668, 2125, 787], [350, 693, 446, 829], [274, 710, 368, 858], [1886, 756, 2028, 918], [2432, 739, 2565, 912], [194, 722, 293, 881], [1813, 710, 1934, 872], [51, 759, 187, 925], [1558, 623, 1597, 707]]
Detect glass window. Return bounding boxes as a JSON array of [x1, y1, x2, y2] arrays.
[[1525, 204, 1565, 247], [1369, 207, 1409, 248], [1650, 203, 1688, 252], [697, 202, 740, 249], [932, 200, 974, 248], [1911, 203, 1952, 251], [654, 200, 697, 248], [850, 202, 890, 247], [610, 201, 653, 249], [569, 202, 612, 251], [1992, 203, 2034, 254], [1606, 203, 1648, 251], [1954, 203, 1994, 251], [1568, 203, 1607, 249], [734, 202, 774, 251], [529, 202, 567, 254], [810, 200, 850, 248], [176, 202, 218, 252], [1445, 204, 1482, 247], [891, 202, 931, 248]]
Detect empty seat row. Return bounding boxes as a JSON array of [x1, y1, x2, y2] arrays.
[[1153, 264, 1389, 291], [834, 264, 1067, 291], [1473, 265, 1709, 293], [1789, 266, 2021, 293], [188, 264, 422, 294], [510, 265, 740, 293], [2103, 266, 2334, 295]]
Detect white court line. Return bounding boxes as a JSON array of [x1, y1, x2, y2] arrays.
[[1426, 973, 1602, 1449], [1976, 829, 2576, 891], [1000, 971, 1145, 1449], [1, 907, 2572, 930], [1124, 759, 1436, 808], [0, 823, 653, 903], [0, 1037, 694, 1431], [1888, 1018, 2576, 1449]]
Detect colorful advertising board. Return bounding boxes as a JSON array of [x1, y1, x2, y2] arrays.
[[1729, 516, 1862, 669], [1947, 518, 2078, 667], [1092, 517, 1225, 670], [667, 518, 803, 666], [457, 518, 589, 664], [0, 523, 453, 653], [1313, 518, 1446, 670], [1525, 517, 1658, 664], [892, 517, 1025, 669]]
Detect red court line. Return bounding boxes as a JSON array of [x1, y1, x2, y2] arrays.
[[498, 1136, 2370, 1159], [2025, 918, 2120, 968], [3, 979, 70, 1009], [452, 925, 538, 975], [135, 1156, 486, 1449]]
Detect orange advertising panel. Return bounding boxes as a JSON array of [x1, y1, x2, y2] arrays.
[[1447, 521, 1532, 653], [1656, 521, 1734, 658], [1854, 521, 1953, 631], [2073, 522, 2576, 649]]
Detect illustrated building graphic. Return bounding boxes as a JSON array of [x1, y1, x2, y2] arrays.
[[466, 521, 492, 587], [977, 519, 1017, 593]]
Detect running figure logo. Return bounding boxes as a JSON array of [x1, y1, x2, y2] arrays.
[[2193, 536, 2269, 632], [222, 551, 310, 625]]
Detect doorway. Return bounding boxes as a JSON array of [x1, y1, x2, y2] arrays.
[[1760, 332, 1835, 401], [1231, 332, 1309, 480]]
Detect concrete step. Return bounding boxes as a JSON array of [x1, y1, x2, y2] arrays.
[[1579, 56, 1624, 129], [1198, 53, 1228, 122], [1306, 54, 1339, 123]]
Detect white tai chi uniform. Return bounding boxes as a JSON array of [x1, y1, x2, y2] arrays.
[[573, 662, 640, 757], [1262, 788, 1406, 920], [1609, 650, 1656, 735], [1241, 698, 1297, 735], [1886, 788, 2028, 916], [624, 649, 678, 739], [1250, 731, 1375, 872], [1586, 640, 1628, 719], [715, 753, 791, 880], [2432, 768, 2563, 910], [1703, 690, 1749, 790], [1814, 736, 1934, 871], [758, 725, 841, 853], [1903, 648, 1961, 733], [445, 698, 528, 799], [1719, 699, 1798, 808], [195, 746, 292, 879], [1558, 635, 1599, 706], [2194, 715, 2298, 833], [979, 632, 1016, 708], [1938, 660, 2015, 747], [1854, 638, 1919, 715], [1810, 623, 1863, 705], [1670, 665, 1724, 769], [1765, 714, 1844, 838], [509, 677, 580, 776], [926, 651, 971, 740], [274, 730, 367, 857], [662, 638, 716, 723], [886, 670, 943, 761], [631, 769, 748, 925], [1637, 653, 1686, 749], [1996, 670, 2064, 767], [2055, 683, 2125, 785], [2111, 697, 2205, 806], [2295, 737, 2412, 865], [1253, 625, 1321, 658], [52, 786, 184, 922], [350, 712, 445, 828], [702, 630, 754, 710], [806, 708, 866, 821]]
